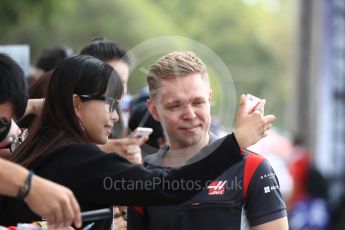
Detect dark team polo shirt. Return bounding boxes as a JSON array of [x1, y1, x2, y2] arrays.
[[128, 134, 287, 230]]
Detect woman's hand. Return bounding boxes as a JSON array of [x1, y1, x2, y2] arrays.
[[99, 135, 148, 164]]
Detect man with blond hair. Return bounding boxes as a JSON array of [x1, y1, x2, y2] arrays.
[[127, 51, 288, 230]]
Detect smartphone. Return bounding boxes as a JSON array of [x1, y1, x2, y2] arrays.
[[132, 127, 153, 139], [246, 94, 264, 114]]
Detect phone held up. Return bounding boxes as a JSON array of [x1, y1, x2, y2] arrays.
[[246, 94, 264, 115], [132, 127, 153, 139]]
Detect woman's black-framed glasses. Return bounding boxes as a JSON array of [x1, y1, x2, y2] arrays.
[[78, 94, 120, 113]]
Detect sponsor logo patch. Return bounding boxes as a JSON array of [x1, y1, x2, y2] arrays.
[[208, 181, 227, 195]]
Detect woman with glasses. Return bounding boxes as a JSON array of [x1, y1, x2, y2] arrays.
[[1, 55, 272, 229], [80, 37, 144, 167]]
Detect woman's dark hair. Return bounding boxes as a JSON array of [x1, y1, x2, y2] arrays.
[[80, 37, 130, 138], [28, 71, 52, 99], [80, 37, 131, 65], [12, 55, 123, 167], [0, 53, 28, 120], [18, 71, 53, 128]]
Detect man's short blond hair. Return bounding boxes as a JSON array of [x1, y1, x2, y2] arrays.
[[147, 51, 208, 98]]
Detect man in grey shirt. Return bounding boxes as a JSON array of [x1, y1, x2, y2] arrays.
[[127, 51, 287, 230]]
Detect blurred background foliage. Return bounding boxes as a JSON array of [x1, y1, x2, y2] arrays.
[[0, 0, 297, 131]]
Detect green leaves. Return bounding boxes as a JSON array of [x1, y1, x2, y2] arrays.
[[0, 0, 295, 130]]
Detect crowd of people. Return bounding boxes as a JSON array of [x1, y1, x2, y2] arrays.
[[0, 37, 301, 230]]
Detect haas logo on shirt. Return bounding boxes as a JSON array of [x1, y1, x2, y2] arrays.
[[208, 181, 227, 195]]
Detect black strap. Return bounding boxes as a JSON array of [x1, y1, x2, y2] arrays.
[[16, 170, 34, 200]]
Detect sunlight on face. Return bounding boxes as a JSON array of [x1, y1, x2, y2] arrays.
[[150, 73, 212, 150], [74, 96, 119, 144]]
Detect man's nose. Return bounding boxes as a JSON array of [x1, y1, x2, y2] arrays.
[[182, 105, 197, 120]]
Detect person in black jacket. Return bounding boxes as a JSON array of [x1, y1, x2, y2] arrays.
[[0, 53, 81, 228], [1, 55, 274, 229]]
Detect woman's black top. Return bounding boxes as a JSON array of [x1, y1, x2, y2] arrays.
[[0, 134, 242, 229]]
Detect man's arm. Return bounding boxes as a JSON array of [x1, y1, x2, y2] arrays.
[[251, 217, 288, 230], [0, 158, 31, 197], [245, 158, 288, 229], [0, 159, 81, 228]]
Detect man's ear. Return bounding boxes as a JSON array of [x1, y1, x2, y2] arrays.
[[147, 99, 160, 122], [209, 89, 212, 103], [73, 94, 82, 118]]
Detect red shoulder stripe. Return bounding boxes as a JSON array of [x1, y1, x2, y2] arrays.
[[243, 151, 265, 201], [134, 206, 144, 216]]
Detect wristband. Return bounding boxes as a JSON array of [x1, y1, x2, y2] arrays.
[[16, 170, 34, 200]]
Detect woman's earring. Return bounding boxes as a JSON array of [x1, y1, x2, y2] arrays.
[[79, 120, 86, 131]]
